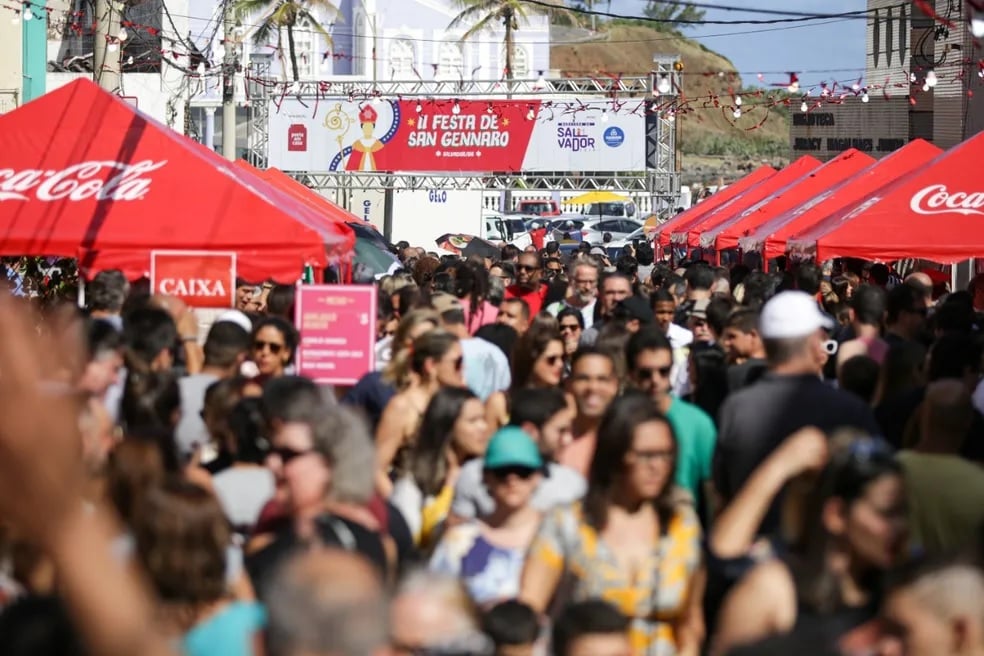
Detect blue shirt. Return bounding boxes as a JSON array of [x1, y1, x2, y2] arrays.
[[183, 601, 265, 656], [460, 337, 511, 401]]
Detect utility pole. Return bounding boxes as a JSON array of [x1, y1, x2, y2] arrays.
[[221, 0, 237, 161], [92, 0, 122, 92]]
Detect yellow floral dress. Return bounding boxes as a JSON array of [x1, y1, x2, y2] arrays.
[[527, 500, 701, 655]]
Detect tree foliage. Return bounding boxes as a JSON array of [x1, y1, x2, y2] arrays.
[[643, 1, 706, 32]]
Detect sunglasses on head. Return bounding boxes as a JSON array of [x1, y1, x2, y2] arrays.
[[269, 445, 313, 464], [489, 465, 538, 480], [254, 339, 284, 355]]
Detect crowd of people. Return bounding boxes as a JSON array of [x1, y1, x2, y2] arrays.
[[0, 238, 982, 656]]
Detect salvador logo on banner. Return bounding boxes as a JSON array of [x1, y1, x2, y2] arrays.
[[267, 99, 645, 173]]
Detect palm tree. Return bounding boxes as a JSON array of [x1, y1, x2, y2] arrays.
[[235, 0, 340, 81], [449, 0, 578, 81]]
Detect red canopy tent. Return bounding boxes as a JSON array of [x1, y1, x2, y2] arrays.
[[232, 160, 356, 253], [787, 131, 984, 263], [738, 140, 942, 260], [698, 149, 875, 252], [673, 155, 822, 249], [0, 79, 349, 281], [656, 165, 776, 251]]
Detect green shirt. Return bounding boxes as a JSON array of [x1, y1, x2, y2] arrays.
[[665, 397, 718, 500]]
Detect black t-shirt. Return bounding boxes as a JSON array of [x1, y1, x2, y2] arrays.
[[713, 373, 880, 534], [246, 513, 389, 601], [727, 359, 768, 393]]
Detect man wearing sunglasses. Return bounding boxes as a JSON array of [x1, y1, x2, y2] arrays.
[[504, 252, 548, 317], [626, 328, 717, 510]]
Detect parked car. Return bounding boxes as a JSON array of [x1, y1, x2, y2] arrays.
[[580, 218, 645, 244]]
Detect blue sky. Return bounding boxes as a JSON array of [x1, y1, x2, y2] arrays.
[[608, 0, 867, 89]]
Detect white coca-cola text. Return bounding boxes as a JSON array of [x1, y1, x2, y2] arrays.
[[158, 278, 228, 297], [0, 160, 167, 202], [910, 184, 984, 217]]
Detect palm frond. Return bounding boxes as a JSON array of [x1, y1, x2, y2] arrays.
[[296, 6, 334, 47], [448, 1, 501, 30], [458, 12, 499, 41]]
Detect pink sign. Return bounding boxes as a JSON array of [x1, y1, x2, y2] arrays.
[[295, 284, 377, 385]]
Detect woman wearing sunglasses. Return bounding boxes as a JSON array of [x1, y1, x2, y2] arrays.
[[429, 426, 544, 607], [250, 317, 297, 380], [485, 322, 567, 431]]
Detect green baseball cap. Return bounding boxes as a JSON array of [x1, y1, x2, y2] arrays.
[[483, 426, 544, 471]]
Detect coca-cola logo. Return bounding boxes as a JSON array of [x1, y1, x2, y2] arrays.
[[0, 160, 166, 202], [910, 184, 984, 217]]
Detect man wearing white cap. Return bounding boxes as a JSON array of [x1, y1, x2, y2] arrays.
[[712, 291, 880, 535]]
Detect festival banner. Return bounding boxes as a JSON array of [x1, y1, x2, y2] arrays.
[[294, 284, 377, 385], [149, 250, 236, 309], [267, 99, 645, 173]]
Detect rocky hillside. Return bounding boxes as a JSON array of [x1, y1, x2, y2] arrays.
[[550, 25, 792, 187]]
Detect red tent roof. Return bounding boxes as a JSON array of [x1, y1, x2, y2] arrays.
[[0, 79, 347, 281], [656, 165, 776, 249], [787, 131, 984, 264], [674, 156, 822, 248], [700, 149, 875, 252], [739, 140, 942, 260], [232, 161, 356, 252]]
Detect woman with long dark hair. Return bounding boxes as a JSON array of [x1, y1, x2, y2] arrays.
[[710, 431, 908, 655], [390, 387, 489, 552], [485, 323, 566, 430], [375, 330, 465, 496], [520, 393, 704, 655]]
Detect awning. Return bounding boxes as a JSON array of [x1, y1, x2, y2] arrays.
[[738, 140, 942, 259], [786, 131, 984, 264], [700, 149, 875, 251], [672, 156, 822, 248], [655, 165, 777, 249], [0, 79, 335, 282]]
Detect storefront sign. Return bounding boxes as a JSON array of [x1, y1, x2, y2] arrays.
[[267, 99, 645, 173], [789, 97, 910, 161], [149, 250, 236, 308], [294, 284, 376, 385]]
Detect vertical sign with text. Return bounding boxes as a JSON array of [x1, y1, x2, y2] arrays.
[[149, 250, 236, 309], [294, 284, 376, 385]]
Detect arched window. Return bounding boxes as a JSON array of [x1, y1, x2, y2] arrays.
[[290, 18, 318, 79], [437, 41, 463, 80], [504, 45, 528, 78], [390, 38, 415, 79], [352, 10, 365, 76]]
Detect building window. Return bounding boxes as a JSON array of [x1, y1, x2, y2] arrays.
[[289, 18, 318, 79], [390, 39, 415, 79], [438, 41, 463, 80], [886, 6, 894, 67], [872, 8, 880, 67], [504, 46, 528, 78], [352, 10, 365, 76]]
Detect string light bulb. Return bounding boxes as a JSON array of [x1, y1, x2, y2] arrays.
[[486, 102, 493, 114], [415, 102, 422, 113], [600, 110, 609, 123], [734, 95, 742, 106], [971, 11, 984, 37], [922, 83, 930, 92], [534, 71, 546, 89], [126, 55, 134, 65], [732, 108, 741, 119], [22, 8, 31, 20], [909, 72, 917, 83], [925, 70, 938, 87], [526, 106, 535, 121], [787, 80, 799, 93], [861, 91, 869, 103], [800, 101, 809, 113], [11, 14, 19, 24], [656, 74, 672, 95], [118, 27, 128, 41]]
